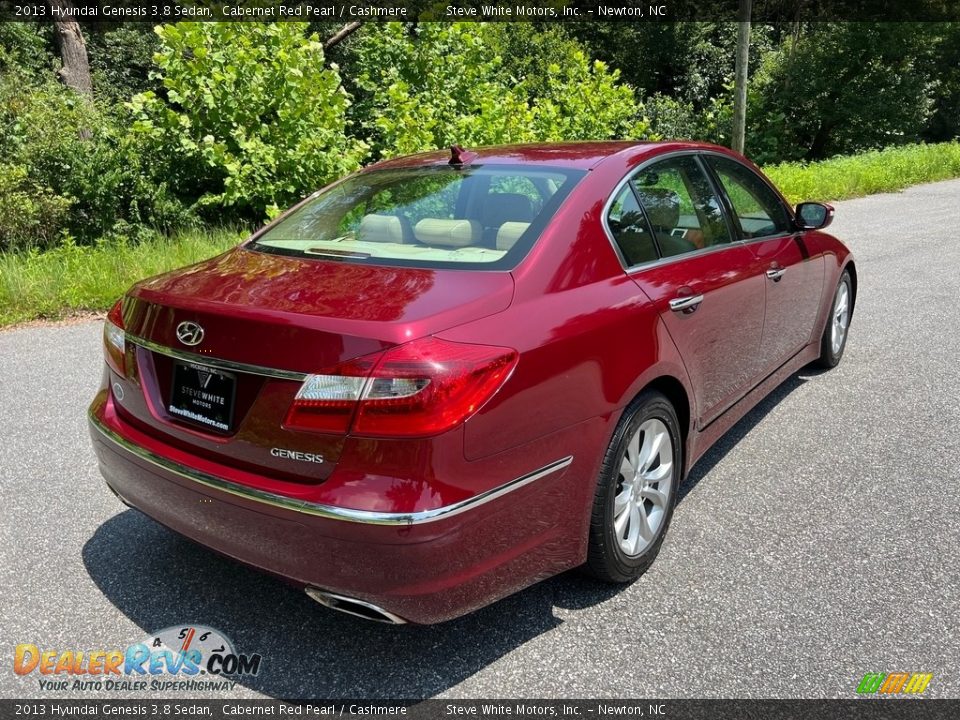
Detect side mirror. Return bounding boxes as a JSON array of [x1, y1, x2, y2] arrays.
[[795, 202, 834, 230]]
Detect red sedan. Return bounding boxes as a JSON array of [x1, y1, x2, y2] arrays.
[[88, 142, 855, 624]]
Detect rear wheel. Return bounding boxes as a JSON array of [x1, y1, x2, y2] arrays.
[[816, 269, 853, 368], [585, 391, 681, 583]]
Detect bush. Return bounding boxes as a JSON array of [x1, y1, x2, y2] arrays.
[[352, 23, 649, 160], [130, 22, 368, 221], [0, 72, 194, 245], [0, 164, 71, 251]]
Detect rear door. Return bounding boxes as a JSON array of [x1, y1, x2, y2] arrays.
[[609, 154, 768, 427], [703, 154, 825, 374]]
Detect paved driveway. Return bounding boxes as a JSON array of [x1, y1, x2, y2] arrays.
[[1, 180, 958, 699]]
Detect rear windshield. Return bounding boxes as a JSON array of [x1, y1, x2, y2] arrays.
[[248, 165, 585, 270]]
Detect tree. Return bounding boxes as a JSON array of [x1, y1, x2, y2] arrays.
[[350, 23, 649, 159], [130, 22, 368, 220], [747, 23, 935, 162], [46, 0, 92, 96]]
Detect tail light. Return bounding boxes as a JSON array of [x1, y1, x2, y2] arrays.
[[285, 337, 518, 438], [103, 300, 126, 376]]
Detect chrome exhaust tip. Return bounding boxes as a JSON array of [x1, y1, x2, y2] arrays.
[[305, 588, 407, 625], [107, 484, 135, 509]]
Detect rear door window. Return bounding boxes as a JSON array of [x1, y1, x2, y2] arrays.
[[606, 185, 658, 267], [632, 156, 732, 259]]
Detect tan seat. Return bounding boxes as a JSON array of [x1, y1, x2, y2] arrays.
[[414, 218, 483, 248], [495, 222, 530, 251], [358, 214, 407, 244], [636, 188, 696, 257]]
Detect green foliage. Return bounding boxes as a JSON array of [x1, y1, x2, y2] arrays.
[[0, 23, 51, 79], [0, 164, 71, 251], [748, 23, 936, 163], [351, 23, 648, 160], [0, 73, 193, 246], [923, 23, 960, 142], [130, 22, 367, 220], [766, 142, 960, 204], [87, 25, 162, 103], [0, 227, 242, 325]]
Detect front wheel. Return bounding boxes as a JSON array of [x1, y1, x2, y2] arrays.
[[816, 269, 853, 368], [585, 391, 682, 583]]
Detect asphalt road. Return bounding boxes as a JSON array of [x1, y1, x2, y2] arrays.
[[1, 179, 959, 701]]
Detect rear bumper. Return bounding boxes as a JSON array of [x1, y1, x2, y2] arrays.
[[88, 392, 597, 623]]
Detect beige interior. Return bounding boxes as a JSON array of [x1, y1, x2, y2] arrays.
[[358, 214, 406, 244], [413, 218, 483, 248], [496, 222, 531, 251]]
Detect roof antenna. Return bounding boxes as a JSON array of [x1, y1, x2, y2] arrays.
[[449, 145, 478, 166]]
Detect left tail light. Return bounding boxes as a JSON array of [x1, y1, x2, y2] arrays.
[[285, 337, 518, 438], [103, 300, 126, 376]]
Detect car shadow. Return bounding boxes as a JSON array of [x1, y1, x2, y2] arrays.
[[82, 368, 812, 699], [82, 510, 620, 699]]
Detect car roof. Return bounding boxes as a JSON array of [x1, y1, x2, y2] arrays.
[[365, 141, 735, 172]]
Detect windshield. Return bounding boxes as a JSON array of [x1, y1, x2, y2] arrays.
[[248, 165, 585, 270]]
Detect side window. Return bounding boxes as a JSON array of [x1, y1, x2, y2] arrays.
[[706, 155, 791, 239], [607, 185, 658, 266], [633, 156, 731, 259]]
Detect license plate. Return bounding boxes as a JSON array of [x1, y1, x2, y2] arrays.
[[169, 361, 236, 433]]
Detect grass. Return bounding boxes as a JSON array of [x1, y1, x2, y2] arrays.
[[765, 141, 960, 204], [3, 141, 960, 328], [0, 228, 243, 327]]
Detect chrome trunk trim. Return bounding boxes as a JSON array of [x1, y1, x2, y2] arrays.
[[125, 333, 309, 382]]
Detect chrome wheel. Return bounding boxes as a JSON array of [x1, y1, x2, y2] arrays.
[[614, 418, 674, 557], [831, 279, 851, 355]]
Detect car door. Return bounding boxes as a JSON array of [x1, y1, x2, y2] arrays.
[[608, 155, 767, 428], [703, 154, 825, 374]]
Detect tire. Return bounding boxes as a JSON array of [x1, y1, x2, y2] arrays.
[[585, 391, 682, 583], [815, 269, 853, 368]]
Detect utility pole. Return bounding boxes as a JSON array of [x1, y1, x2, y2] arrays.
[[732, 0, 751, 154]]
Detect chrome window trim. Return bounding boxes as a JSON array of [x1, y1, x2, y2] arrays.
[[126, 333, 308, 382], [600, 150, 749, 275], [89, 409, 573, 526]]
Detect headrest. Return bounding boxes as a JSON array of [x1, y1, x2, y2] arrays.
[[358, 214, 406, 244], [637, 188, 680, 230], [413, 218, 483, 248], [496, 222, 530, 251], [482, 193, 534, 228]]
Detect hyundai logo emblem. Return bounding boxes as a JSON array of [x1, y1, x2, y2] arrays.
[[176, 321, 205, 347]]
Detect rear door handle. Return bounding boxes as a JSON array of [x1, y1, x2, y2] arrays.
[[669, 294, 704, 313], [766, 268, 786, 281]]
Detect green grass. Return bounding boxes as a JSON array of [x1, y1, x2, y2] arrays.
[[3, 141, 960, 328], [0, 228, 243, 327], [765, 141, 960, 204]]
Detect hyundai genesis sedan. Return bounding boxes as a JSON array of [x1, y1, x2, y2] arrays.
[[88, 141, 855, 624]]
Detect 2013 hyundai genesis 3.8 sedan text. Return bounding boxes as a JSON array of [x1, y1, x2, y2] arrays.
[[88, 142, 856, 624]]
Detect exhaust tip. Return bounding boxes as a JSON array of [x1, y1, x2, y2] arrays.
[[305, 588, 407, 625]]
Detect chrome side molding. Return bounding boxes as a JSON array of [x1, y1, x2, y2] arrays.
[[89, 409, 573, 526]]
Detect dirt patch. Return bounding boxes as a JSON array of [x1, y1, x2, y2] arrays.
[[0, 310, 104, 332]]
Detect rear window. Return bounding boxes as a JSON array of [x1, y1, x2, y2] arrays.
[[248, 165, 585, 270]]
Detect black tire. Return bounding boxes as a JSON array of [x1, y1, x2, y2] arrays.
[[585, 391, 682, 583], [815, 269, 853, 368]]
